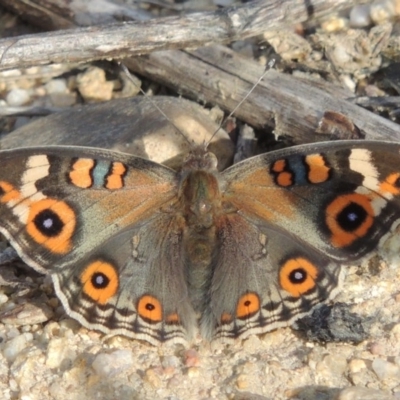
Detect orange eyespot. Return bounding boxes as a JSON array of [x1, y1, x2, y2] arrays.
[[236, 292, 260, 319], [137, 295, 163, 323], [280, 258, 318, 297], [26, 198, 76, 253], [81, 260, 119, 304], [325, 193, 374, 247]]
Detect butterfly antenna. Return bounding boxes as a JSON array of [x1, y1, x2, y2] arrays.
[[205, 59, 275, 147], [119, 62, 192, 145]]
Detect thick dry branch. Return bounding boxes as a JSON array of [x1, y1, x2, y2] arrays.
[[0, 0, 152, 29], [126, 45, 400, 143], [0, 0, 360, 71]]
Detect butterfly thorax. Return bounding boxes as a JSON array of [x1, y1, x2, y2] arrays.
[[180, 170, 221, 228], [179, 146, 224, 228]]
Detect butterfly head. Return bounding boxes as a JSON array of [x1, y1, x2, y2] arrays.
[[181, 145, 218, 173]]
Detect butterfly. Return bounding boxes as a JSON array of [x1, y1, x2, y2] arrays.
[[0, 139, 399, 345]]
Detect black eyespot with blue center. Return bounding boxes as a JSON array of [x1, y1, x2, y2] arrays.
[[336, 202, 367, 232], [92, 272, 110, 289], [33, 209, 64, 237]]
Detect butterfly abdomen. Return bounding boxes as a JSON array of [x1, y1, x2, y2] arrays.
[[179, 169, 223, 313]]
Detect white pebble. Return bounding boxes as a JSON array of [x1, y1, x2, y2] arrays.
[[162, 355, 180, 369], [372, 358, 400, 380], [214, 0, 236, 6], [350, 5, 372, 27], [6, 88, 31, 106], [331, 45, 352, 65], [45, 337, 73, 369], [337, 386, 396, 399], [92, 349, 134, 378], [0, 293, 8, 305], [6, 327, 21, 339], [45, 79, 67, 94], [3, 333, 33, 362], [371, 0, 396, 23]]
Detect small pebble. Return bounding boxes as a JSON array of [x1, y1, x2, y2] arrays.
[[44, 78, 67, 94], [3, 333, 33, 362], [186, 367, 200, 377], [184, 349, 200, 367], [92, 349, 134, 378], [321, 16, 348, 32], [370, 0, 396, 23], [350, 4, 372, 27], [213, 0, 236, 6], [391, 323, 400, 340], [76, 67, 114, 102], [348, 359, 367, 374], [6, 88, 31, 106], [372, 358, 400, 381], [6, 327, 21, 339], [337, 386, 395, 400], [369, 342, 386, 356], [317, 354, 347, 376], [144, 368, 163, 388], [0, 293, 9, 305], [236, 374, 249, 389], [2, 303, 53, 326], [45, 337, 74, 369], [162, 355, 180, 369]]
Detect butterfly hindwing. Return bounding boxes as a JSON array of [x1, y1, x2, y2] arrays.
[[54, 214, 196, 344], [204, 212, 343, 340]]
